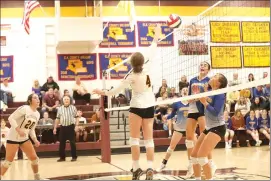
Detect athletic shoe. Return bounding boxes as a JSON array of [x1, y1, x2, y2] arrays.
[[156, 164, 166, 172], [131, 168, 143, 180], [185, 164, 194, 178], [211, 163, 217, 177], [255, 140, 262, 147], [145, 168, 154, 180], [34, 173, 41, 180]]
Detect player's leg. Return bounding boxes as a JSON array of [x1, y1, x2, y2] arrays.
[[142, 117, 155, 180], [190, 132, 206, 180], [260, 128, 270, 140], [1, 143, 19, 178], [224, 130, 230, 148], [20, 140, 41, 179], [228, 130, 235, 148], [254, 130, 262, 146], [129, 112, 143, 180], [157, 131, 183, 172], [196, 132, 221, 180]]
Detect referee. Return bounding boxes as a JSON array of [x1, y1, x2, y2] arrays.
[[53, 96, 79, 162]]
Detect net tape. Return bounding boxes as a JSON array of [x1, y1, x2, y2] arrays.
[[105, 77, 270, 112]]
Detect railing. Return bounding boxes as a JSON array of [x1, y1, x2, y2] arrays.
[[123, 113, 128, 145]]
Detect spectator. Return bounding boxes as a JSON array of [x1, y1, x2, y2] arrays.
[[253, 86, 265, 100], [258, 109, 270, 142], [250, 97, 266, 112], [263, 84, 270, 99], [32, 80, 42, 104], [168, 87, 177, 98], [263, 72, 268, 79], [246, 110, 262, 146], [228, 73, 242, 86], [0, 119, 10, 149], [156, 92, 169, 116], [38, 112, 54, 144], [72, 76, 91, 105], [155, 86, 167, 99], [61, 89, 74, 105], [224, 111, 234, 149], [248, 73, 255, 82], [157, 79, 170, 96], [178, 75, 189, 92], [76, 110, 88, 142], [226, 90, 240, 112], [235, 96, 251, 117], [1, 78, 14, 104], [42, 88, 60, 117], [231, 109, 247, 147], [41, 76, 60, 96], [91, 108, 100, 123]]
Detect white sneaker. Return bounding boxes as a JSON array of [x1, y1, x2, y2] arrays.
[[34, 173, 41, 180], [255, 140, 262, 147], [228, 142, 232, 149], [225, 142, 228, 149], [156, 164, 166, 172], [186, 163, 194, 178], [211, 162, 217, 177]]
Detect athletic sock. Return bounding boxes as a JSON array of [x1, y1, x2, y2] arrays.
[[169, 130, 172, 136], [147, 160, 153, 169], [132, 160, 140, 170]]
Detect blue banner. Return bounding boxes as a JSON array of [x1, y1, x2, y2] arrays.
[[137, 21, 174, 47], [100, 22, 136, 48], [99, 53, 132, 79], [0, 56, 13, 82], [58, 54, 97, 81]]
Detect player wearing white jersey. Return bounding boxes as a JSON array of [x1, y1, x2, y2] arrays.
[[1, 94, 42, 180], [93, 25, 161, 180], [1, 119, 10, 148]]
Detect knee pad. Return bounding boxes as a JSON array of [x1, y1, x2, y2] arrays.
[[167, 147, 174, 154], [144, 139, 154, 148], [129, 137, 140, 146], [2, 160, 12, 168], [190, 157, 198, 165], [31, 158, 39, 165], [197, 157, 208, 166], [185, 139, 194, 149]]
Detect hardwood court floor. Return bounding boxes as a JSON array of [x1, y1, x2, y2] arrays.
[[2, 146, 270, 180]]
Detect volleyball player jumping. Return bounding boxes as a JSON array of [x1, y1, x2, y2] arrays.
[[1, 94, 41, 180], [93, 25, 161, 180], [190, 73, 228, 180], [157, 88, 198, 173]]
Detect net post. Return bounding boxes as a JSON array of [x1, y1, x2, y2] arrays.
[[100, 70, 111, 163]]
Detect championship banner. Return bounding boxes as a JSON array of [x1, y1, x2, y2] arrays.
[[210, 46, 242, 68], [0, 56, 13, 82], [241, 21, 270, 43], [210, 21, 241, 43], [57, 54, 97, 81], [242, 46, 270, 67], [137, 21, 174, 47], [100, 22, 136, 48], [99, 53, 132, 79]]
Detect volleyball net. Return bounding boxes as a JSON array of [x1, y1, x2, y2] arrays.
[[102, 0, 270, 112]]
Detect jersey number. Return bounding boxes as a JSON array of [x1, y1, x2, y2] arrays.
[[25, 120, 35, 129], [146, 75, 151, 88]]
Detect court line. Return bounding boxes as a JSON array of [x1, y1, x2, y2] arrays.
[[96, 157, 127, 172]]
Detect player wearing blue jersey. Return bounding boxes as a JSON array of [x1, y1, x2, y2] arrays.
[[190, 73, 228, 180], [258, 109, 270, 142]]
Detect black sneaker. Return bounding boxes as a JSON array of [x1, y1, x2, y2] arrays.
[[131, 168, 143, 180], [57, 158, 66, 162], [145, 168, 154, 180]]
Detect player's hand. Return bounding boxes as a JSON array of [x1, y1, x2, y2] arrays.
[[16, 127, 26, 137], [92, 89, 105, 96], [199, 97, 207, 105], [53, 128, 57, 135], [34, 140, 40, 147], [154, 24, 162, 41]]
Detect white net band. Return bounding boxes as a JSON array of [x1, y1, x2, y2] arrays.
[[104, 77, 270, 112]]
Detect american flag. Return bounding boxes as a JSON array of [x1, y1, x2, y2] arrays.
[[22, 0, 40, 34]]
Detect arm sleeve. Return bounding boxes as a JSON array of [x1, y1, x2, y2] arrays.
[[8, 106, 26, 128], [206, 95, 225, 117], [104, 78, 130, 96], [167, 103, 177, 120]]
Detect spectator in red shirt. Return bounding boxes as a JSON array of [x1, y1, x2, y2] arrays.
[[41, 88, 60, 117]]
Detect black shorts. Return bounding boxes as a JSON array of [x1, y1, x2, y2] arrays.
[[129, 106, 154, 119], [203, 125, 226, 139], [174, 130, 186, 136], [7, 139, 29, 145], [187, 113, 205, 120]]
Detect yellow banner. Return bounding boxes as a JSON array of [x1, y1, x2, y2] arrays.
[[210, 21, 241, 43], [242, 21, 270, 43], [243, 46, 270, 67], [211, 46, 242, 68]]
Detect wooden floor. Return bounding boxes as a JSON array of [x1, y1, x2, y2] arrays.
[[2, 146, 270, 180]]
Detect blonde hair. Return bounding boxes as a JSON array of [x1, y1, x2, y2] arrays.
[[33, 80, 40, 89]]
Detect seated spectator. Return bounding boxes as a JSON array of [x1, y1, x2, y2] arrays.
[[223, 111, 234, 149], [258, 109, 270, 142], [156, 92, 169, 115], [228, 73, 242, 86], [263, 84, 270, 100], [1, 119, 10, 149], [41, 88, 60, 117], [38, 112, 54, 144], [239, 89, 251, 99], [72, 76, 91, 105], [226, 90, 240, 112], [155, 86, 167, 99], [32, 80, 42, 104], [61, 89, 74, 105], [263, 72, 268, 79], [1, 78, 14, 104], [76, 110, 88, 142], [248, 73, 255, 82], [91, 108, 100, 123], [235, 96, 250, 117], [231, 109, 246, 147], [246, 110, 262, 146], [178, 75, 189, 93], [162, 108, 173, 138], [250, 97, 266, 112], [253, 86, 265, 100], [168, 87, 177, 98], [41, 76, 60, 97]]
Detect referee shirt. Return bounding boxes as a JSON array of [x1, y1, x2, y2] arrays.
[[56, 105, 77, 126]]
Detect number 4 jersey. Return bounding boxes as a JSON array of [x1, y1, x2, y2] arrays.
[[7, 105, 40, 142]]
